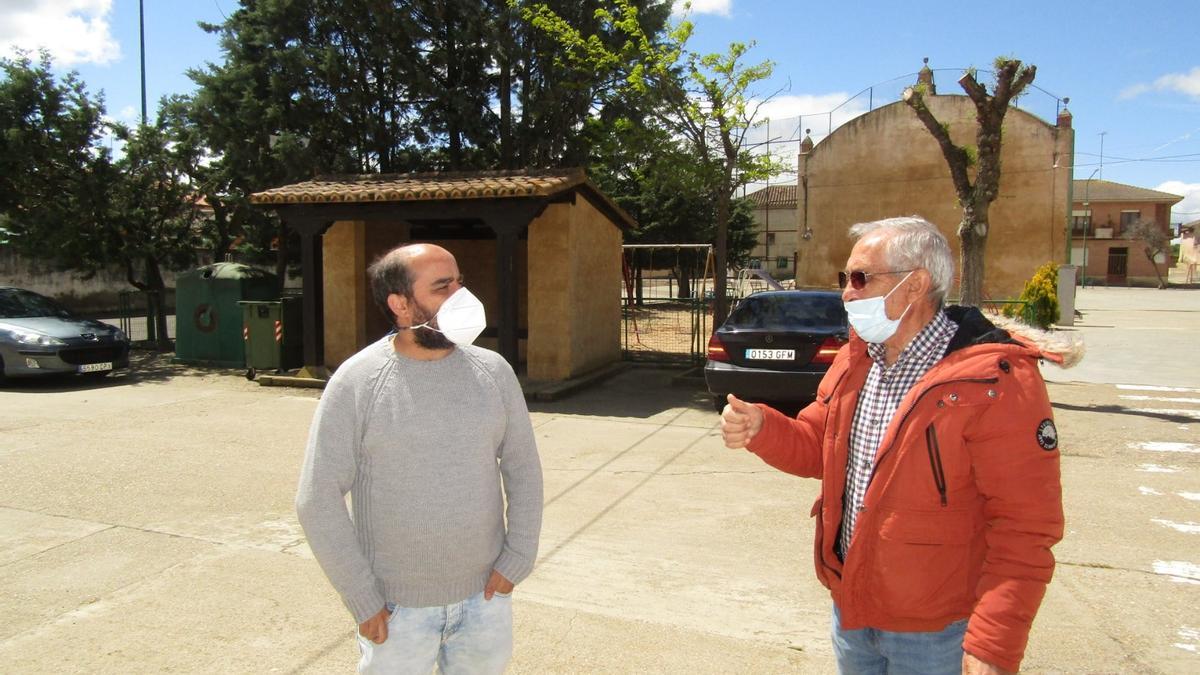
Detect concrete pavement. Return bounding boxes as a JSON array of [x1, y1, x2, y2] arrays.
[[1, 286, 1198, 673]]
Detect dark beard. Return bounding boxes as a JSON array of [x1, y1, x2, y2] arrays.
[[409, 301, 454, 350]]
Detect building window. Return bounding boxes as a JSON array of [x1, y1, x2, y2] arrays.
[[1072, 215, 1091, 234], [748, 258, 761, 269], [1120, 210, 1140, 233], [776, 256, 789, 269], [766, 233, 776, 245]]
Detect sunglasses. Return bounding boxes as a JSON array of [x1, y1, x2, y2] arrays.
[[838, 269, 916, 290]]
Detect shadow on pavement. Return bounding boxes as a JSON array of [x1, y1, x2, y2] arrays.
[[1051, 401, 1197, 425], [528, 366, 712, 419]]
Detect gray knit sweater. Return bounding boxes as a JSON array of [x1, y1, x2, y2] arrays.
[[296, 338, 543, 623]]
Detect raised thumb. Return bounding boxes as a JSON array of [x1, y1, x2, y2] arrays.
[[726, 393, 752, 412]]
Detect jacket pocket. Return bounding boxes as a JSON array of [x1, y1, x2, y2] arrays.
[[925, 424, 948, 507], [810, 497, 837, 586], [866, 507, 978, 621]]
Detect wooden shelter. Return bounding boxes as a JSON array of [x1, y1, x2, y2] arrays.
[[250, 169, 634, 381]]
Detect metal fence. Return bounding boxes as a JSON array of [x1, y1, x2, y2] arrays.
[[113, 290, 176, 344], [620, 245, 715, 364]]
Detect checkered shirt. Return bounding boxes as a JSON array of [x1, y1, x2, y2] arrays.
[[838, 310, 957, 558]]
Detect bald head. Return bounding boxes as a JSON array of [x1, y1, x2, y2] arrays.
[[368, 243, 455, 322]]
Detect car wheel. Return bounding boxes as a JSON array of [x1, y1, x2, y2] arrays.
[[0, 355, 6, 383], [245, 367, 256, 381]]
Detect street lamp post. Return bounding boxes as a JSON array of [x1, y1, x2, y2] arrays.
[[1081, 168, 1100, 287]]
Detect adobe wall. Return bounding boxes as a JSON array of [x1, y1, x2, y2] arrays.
[[795, 97, 1073, 299], [526, 197, 622, 381]]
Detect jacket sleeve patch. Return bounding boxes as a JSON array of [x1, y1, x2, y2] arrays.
[[1036, 418, 1058, 451]]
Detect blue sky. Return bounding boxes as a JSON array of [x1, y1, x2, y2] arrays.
[[3, 0, 1198, 220]]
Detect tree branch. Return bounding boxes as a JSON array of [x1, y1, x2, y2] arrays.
[[902, 87, 973, 201]]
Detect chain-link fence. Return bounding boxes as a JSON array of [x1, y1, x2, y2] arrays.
[[621, 245, 716, 364]]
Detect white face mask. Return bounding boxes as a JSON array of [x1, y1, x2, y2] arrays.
[[408, 287, 487, 346], [843, 271, 913, 344]]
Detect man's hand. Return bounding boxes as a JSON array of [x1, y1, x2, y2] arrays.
[[962, 652, 1014, 675], [484, 569, 514, 600], [720, 394, 763, 449], [358, 606, 390, 644]]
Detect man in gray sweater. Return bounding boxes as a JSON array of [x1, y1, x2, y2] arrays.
[[296, 243, 543, 674]]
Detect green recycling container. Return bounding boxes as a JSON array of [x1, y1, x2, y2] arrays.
[[239, 296, 303, 376], [174, 263, 278, 367]]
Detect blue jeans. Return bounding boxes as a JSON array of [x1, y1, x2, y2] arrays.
[[831, 604, 967, 675], [357, 592, 513, 675]]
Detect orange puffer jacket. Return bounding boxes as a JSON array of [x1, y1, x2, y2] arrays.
[[746, 307, 1068, 672]]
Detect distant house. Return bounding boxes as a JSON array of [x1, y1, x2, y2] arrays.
[[1179, 220, 1199, 283], [1070, 179, 1182, 286], [744, 184, 798, 278]]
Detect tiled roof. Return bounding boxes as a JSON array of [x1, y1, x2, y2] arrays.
[[250, 168, 589, 205], [1072, 179, 1183, 204], [746, 184, 797, 208]]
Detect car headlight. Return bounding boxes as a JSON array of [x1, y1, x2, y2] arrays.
[[0, 328, 66, 346]]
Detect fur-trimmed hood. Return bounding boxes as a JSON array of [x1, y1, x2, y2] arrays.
[[944, 305, 1085, 369]]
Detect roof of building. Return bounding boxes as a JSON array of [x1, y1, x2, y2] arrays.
[[1072, 179, 1183, 204], [745, 184, 797, 209], [249, 168, 636, 228]]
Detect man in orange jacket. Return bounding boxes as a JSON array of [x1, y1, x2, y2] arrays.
[[721, 216, 1072, 674]]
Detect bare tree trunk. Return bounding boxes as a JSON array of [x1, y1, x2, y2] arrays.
[[714, 189, 730, 325], [145, 256, 171, 351], [958, 209, 988, 306], [1146, 250, 1167, 289], [677, 266, 693, 300], [499, 53, 513, 169]]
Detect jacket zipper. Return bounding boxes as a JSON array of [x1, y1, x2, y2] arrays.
[[925, 423, 948, 506], [863, 376, 999, 495]]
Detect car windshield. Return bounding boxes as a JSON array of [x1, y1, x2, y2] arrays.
[[726, 294, 846, 331], [0, 289, 75, 319]]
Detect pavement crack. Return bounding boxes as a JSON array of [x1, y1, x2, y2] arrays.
[[0, 522, 118, 570], [1057, 558, 1196, 583]]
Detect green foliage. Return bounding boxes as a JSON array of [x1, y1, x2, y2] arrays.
[[1004, 262, 1059, 329], [0, 51, 111, 261], [517, 0, 782, 319]]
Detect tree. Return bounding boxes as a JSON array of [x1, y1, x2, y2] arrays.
[[902, 57, 1037, 306], [1125, 218, 1170, 289], [100, 118, 208, 347], [515, 0, 781, 322], [0, 52, 111, 252]]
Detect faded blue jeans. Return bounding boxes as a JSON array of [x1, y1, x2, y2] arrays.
[[357, 591, 513, 674], [831, 604, 968, 675]]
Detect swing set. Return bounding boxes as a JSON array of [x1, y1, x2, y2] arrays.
[[620, 244, 717, 363]]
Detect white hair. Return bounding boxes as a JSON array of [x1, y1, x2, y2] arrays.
[[848, 216, 955, 307]]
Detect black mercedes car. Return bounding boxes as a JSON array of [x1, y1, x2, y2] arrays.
[[0, 286, 130, 380], [705, 290, 848, 412]]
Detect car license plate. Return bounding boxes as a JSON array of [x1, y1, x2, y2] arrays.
[[78, 362, 113, 373], [745, 349, 794, 361]]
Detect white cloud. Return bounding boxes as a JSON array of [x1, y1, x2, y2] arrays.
[[673, 0, 733, 18], [1156, 181, 1200, 224], [1119, 66, 1200, 100], [0, 0, 120, 66]]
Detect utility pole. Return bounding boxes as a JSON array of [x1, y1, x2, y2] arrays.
[[139, 0, 147, 125], [1098, 131, 1107, 180]]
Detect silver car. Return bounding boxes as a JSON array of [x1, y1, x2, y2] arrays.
[[0, 286, 130, 380]]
